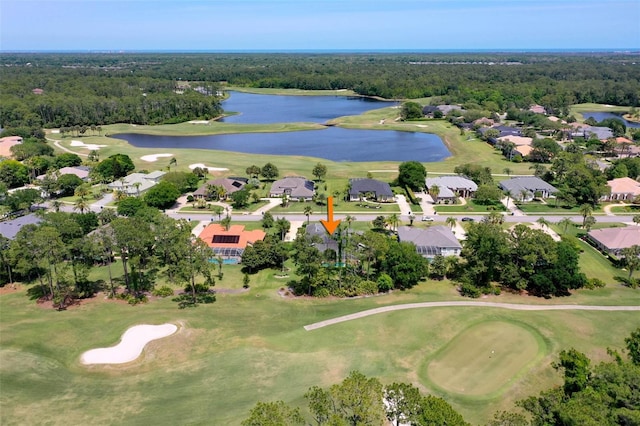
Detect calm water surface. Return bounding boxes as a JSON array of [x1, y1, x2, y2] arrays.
[[582, 111, 640, 128], [114, 92, 451, 162], [220, 91, 389, 124]]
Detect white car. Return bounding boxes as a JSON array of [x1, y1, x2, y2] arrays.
[[421, 216, 434, 222]]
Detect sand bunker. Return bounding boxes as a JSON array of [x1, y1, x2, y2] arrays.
[[70, 140, 107, 150], [140, 153, 173, 162], [188, 120, 210, 124], [80, 323, 177, 365], [188, 163, 229, 171]]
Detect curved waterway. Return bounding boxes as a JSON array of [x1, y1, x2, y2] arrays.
[[114, 91, 451, 162]]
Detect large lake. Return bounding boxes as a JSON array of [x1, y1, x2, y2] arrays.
[[581, 111, 640, 128], [115, 92, 451, 162]]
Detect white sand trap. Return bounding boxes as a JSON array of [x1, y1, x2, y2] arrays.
[[188, 163, 229, 171], [188, 120, 210, 124], [70, 140, 107, 150], [80, 323, 177, 365], [140, 153, 173, 162], [415, 124, 428, 128], [50, 129, 60, 134]]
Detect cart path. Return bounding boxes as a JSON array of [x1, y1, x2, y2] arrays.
[[303, 301, 640, 331]]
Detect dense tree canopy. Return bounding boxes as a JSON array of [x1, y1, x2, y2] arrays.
[[398, 161, 427, 191]]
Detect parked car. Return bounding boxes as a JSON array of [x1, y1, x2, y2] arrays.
[[461, 217, 474, 222], [421, 216, 434, 222]]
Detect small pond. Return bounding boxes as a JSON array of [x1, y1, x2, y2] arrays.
[[581, 111, 640, 128]]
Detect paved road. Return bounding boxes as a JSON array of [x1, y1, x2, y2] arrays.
[[304, 301, 640, 331]]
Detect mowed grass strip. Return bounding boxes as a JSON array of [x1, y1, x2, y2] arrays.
[[425, 321, 543, 397]]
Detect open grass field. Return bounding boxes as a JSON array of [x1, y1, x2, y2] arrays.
[[2, 265, 640, 426], [424, 320, 544, 397]]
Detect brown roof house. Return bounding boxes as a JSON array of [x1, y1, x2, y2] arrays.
[[587, 226, 640, 256], [193, 177, 247, 200], [603, 177, 640, 202], [269, 176, 315, 201]]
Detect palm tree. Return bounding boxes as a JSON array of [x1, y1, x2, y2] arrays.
[[503, 167, 512, 177], [503, 189, 512, 208], [386, 213, 399, 232], [429, 184, 440, 204], [584, 215, 597, 231], [579, 204, 594, 228], [446, 216, 457, 230], [303, 206, 313, 224], [221, 216, 232, 231], [212, 205, 224, 221], [536, 217, 550, 230], [519, 189, 529, 203], [51, 200, 62, 212], [345, 215, 355, 230], [558, 217, 573, 234], [113, 190, 127, 202], [168, 157, 177, 170], [215, 255, 224, 280], [633, 215, 640, 226], [133, 182, 142, 197], [74, 198, 89, 214]]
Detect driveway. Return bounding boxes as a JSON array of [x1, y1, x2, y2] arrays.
[[395, 194, 413, 216]]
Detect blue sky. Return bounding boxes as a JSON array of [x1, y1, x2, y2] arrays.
[[1, 0, 639, 51]]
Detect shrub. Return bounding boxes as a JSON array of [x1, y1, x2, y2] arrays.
[[459, 282, 481, 298], [152, 286, 174, 297]]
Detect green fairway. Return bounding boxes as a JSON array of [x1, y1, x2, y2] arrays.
[[2, 272, 640, 425], [425, 321, 544, 397]]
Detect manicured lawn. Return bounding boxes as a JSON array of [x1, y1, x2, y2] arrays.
[[2, 260, 640, 426], [424, 320, 545, 397], [609, 204, 640, 214], [268, 200, 400, 214]]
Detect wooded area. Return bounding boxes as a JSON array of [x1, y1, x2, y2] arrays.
[[1, 52, 639, 130]]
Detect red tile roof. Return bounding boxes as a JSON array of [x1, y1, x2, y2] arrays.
[[198, 224, 265, 249]]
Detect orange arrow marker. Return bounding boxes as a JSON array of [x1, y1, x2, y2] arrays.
[[320, 196, 341, 235]]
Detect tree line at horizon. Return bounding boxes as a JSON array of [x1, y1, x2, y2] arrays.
[[1, 52, 639, 130]]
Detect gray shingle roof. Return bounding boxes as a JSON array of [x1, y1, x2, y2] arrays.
[[426, 176, 477, 193], [499, 177, 558, 196], [270, 177, 315, 198], [0, 214, 42, 240], [349, 178, 393, 198], [397, 225, 461, 250]]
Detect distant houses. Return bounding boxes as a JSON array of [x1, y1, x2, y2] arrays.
[[499, 177, 558, 201], [269, 176, 315, 201], [348, 178, 394, 202], [107, 171, 166, 195], [398, 225, 462, 258]]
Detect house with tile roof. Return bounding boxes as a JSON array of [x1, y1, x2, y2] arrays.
[[398, 225, 462, 258], [269, 176, 315, 201], [198, 223, 266, 260], [603, 177, 640, 201], [107, 171, 167, 195], [37, 166, 91, 181], [587, 226, 640, 256], [348, 178, 394, 202]]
